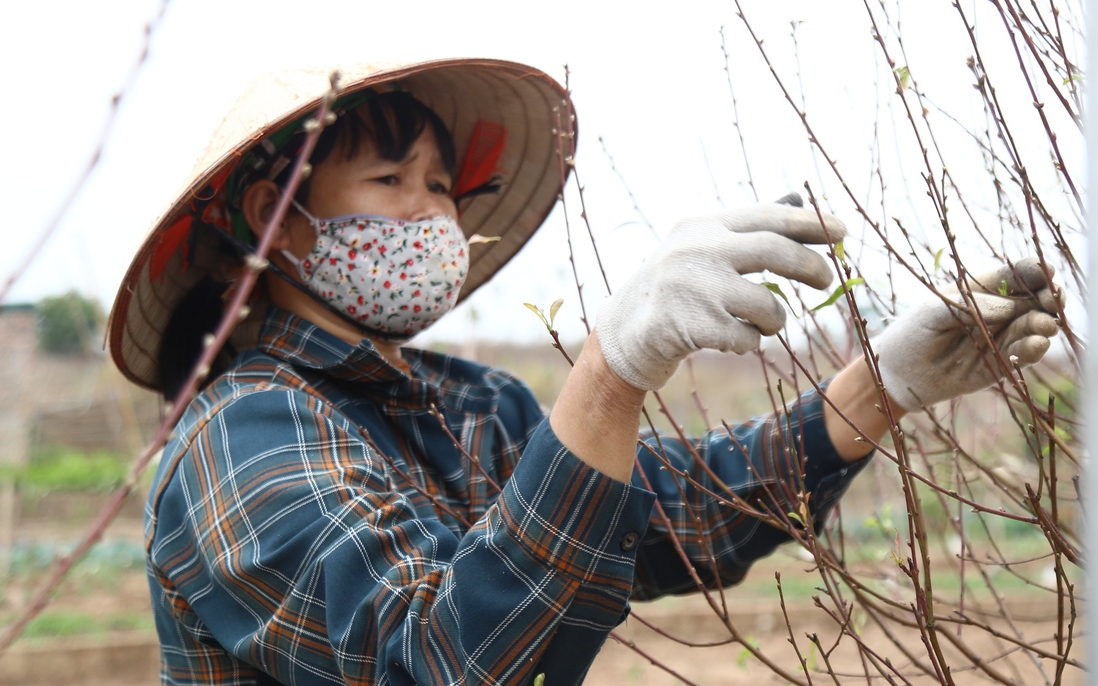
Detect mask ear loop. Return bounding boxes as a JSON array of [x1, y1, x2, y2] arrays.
[[290, 198, 321, 225], [279, 199, 322, 273]]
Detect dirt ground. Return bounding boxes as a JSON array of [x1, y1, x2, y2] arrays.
[[588, 594, 1083, 685]]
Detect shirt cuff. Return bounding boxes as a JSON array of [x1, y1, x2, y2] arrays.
[[497, 418, 656, 594], [798, 383, 872, 518]]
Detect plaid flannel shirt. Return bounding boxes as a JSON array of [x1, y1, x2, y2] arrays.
[[146, 308, 868, 685]]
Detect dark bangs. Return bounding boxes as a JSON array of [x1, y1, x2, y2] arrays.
[[312, 91, 457, 176]]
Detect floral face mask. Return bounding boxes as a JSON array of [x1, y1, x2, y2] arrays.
[[282, 201, 469, 340]]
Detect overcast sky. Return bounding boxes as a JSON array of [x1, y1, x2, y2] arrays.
[[0, 0, 1082, 345]]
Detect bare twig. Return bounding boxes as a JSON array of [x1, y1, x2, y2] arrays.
[[0, 0, 170, 305], [0, 73, 341, 653]]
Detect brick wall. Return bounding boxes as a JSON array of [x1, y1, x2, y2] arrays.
[[0, 306, 38, 466], [0, 305, 161, 457]]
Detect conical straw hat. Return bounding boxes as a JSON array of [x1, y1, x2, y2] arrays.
[[109, 58, 571, 391]]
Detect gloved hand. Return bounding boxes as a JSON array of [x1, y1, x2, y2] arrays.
[[874, 257, 1060, 411], [596, 197, 847, 391]]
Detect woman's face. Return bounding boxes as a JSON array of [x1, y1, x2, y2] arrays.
[[279, 124, 459, 258], [245, 109, 462, 352], [307, 126, 457, 220]]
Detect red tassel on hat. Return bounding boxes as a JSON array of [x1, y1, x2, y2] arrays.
[[452, 121, 506, 202], [150, 215, 192, 282]]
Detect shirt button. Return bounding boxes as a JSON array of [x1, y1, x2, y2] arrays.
[[620, 532, 640, 552]]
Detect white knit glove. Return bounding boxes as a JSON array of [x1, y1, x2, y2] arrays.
[[597, 199, 847, 391], [874, 258, 1060, 411]]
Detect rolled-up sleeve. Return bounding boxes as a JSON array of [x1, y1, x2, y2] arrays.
[[631, 382, 870, 599]]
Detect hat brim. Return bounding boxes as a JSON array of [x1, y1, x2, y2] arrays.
[[109, 59, 571, 392]]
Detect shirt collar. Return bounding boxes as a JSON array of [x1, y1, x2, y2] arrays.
[[256, 307, 499, 414]]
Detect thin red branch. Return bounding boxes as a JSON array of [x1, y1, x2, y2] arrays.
[[0, 73, 340, 653]]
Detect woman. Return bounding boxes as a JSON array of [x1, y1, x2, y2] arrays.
[[110, 59, 1058, 685]]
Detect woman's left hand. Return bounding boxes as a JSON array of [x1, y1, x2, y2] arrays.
[[873, 257, 1060, 411]]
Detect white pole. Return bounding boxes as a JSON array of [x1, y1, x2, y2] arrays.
[[1087, 0, 1097, 681]]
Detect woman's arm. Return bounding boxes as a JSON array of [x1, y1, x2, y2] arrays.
[[822, 358, 906, 462], [549, 330, 646, 483], [549, 330, 903, 479]]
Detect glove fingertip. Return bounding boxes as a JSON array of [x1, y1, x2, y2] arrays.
[[798, 209, 848, 242], [1014, 257, 1053, 291], [1028, 311, 1060, 337], [773, 207, 847, 244], [752, 299, 787, 336], [1037, 287, 1061, 313], [773, 192, 803, 208], [824, 214, 848, 242], [1009, 335, 1051, 366]]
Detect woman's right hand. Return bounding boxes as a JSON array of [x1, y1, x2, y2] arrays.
[[596, 197, 847, 391]]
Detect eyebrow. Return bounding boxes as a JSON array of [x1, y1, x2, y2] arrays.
[[365, 147, 451, 180]]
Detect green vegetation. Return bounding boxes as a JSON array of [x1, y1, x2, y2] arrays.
[[8, 539, 145, 580], [1, 609, 154, 643], [36, 291, 102, 355], [5, 447, 129, 495]]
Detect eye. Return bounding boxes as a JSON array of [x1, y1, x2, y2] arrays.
[[375, 175, 399, 186], [427, 181, 451, 195]]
